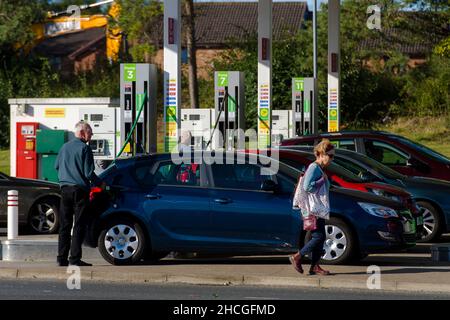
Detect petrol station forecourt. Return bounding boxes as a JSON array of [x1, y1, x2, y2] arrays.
[[1, 0, 450, 298]]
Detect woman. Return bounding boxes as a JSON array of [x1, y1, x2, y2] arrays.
[[290, 139, 335, 276]]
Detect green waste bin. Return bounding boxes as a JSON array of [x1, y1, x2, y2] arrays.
[[40, 154, 59, 182]]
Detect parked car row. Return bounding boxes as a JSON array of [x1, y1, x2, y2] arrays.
[[2, 130, 449, 267], [280, 130, 450, 181], [84, 152, 417, 266], [280, 131, 450, 242]]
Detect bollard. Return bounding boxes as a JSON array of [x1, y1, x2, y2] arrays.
[[7, 190, 19, 240]]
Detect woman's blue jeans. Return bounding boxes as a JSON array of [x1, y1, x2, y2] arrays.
[[299, 218, 326, 266]]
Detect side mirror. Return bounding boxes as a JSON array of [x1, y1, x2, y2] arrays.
[[261, 179, 278, 192]]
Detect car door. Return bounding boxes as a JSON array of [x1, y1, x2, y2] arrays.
[[208, 162, 297, 251], [363, 139, 418, 176], [139, 160, 212, 250]]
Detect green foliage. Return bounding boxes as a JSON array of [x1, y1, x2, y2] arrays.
[[434, 37, 450, 58], [114, 0, 162, 62], [399, 55, 450, 117]]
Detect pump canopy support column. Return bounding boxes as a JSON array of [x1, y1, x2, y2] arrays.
[[164, 0, 182, 152], [328, 0, 340, 133], [257, 0, 272, 149]]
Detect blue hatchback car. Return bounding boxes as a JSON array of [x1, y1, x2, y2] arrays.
[[86, 152, 414, 265]]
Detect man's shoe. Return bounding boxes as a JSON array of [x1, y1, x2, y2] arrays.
[[69, 260, 92, 267], [309, 265, 331, 276], [289, 254, 304, 274], [57, 260, 69, 267]]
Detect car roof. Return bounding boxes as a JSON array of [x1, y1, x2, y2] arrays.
[[115, 151, 273, 164], [281, 130, 402, 143]]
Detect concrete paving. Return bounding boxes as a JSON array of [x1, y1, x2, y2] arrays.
[[0, 253, 449, 294], [1, 234, 450, 294]]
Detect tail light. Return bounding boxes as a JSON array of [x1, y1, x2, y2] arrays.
[[90, 187, 103, 202]]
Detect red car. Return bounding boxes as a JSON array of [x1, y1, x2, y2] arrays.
[[280, 131, 450, 181], [274, 149, 421, 220]]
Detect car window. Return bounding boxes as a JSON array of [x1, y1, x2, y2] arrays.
[[134, 161, 200, 187], [333, 157, 380, 182], [211, 163, 270, 191], [279, 158, 307, 172], [330, 139, 356, 151], [280, 155, 364, 183], [364, 139, 409, 166], [153, 162, 201, 187], [392, 136, 450, 165]]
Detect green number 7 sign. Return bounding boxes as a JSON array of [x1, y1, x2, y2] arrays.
[[217, 71, 229, 87]]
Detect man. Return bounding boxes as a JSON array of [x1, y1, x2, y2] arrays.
[[55, 121, 103, 267]]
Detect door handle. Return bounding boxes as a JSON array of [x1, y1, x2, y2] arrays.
[[214, 198, 232, 204], [145, 194, 161, 200]]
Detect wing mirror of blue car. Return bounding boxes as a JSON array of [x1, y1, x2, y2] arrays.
[[261, 180, 278, 192]]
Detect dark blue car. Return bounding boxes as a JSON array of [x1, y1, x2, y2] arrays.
[[86, 152, 414, 265]]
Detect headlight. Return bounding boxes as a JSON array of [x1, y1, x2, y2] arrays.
[[358, 202, 399, 218], [367, 188, 401, 203]]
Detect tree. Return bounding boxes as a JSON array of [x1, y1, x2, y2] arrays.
[[0, 0, 48, 147], [114, 0, 163, 62]]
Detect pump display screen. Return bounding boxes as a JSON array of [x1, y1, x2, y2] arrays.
[[272, 115, 279, 121], [90, 114, 103, 122], [189, 115, 201, 121]]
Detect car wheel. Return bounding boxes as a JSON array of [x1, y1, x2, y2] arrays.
[[29, 198, 59, 234], [98, 218, 146, 265], [417, 201, 442, 243], [305, 217, 356, 265]]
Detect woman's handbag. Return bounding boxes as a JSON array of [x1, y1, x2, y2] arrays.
[[302, 214, 318, 231], [292, 167, 330, 227]]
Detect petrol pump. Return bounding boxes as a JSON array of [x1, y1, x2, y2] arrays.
[[213, 71, 245, 150], [291, 77, 317, 137], [180, 109, 215, 150], [80, 108, 116, 161], [120, 63, 157, 156], [271, 110, 290, 146], [16, 122, 39, 179]]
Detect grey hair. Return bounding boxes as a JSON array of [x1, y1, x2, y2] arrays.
[[180, 130, 192, 145], [75, 121, 91, 135]]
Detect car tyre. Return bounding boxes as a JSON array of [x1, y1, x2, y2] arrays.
[[98, 217, 146, 265], [305, 217, 356, 265], [28, 197, 60, 234], [417, 201, 442, 243]]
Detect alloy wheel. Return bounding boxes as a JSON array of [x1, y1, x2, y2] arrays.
[[30, 202, 56, 233], [104, 224, 139, 260], [420, 208, 436, 240], [322, 225, 348, 261]]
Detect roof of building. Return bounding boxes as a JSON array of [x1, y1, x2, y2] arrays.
[[34, 27, 106, 58], [192, 2, 309, 47], [358, 12, 448, 57], [33, 3, 446, 61]]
